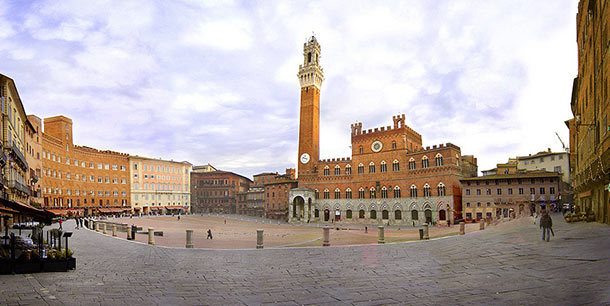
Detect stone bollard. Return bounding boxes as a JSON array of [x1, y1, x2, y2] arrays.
[[186, 230, 194, 248], [95, 222, 100, 232], [479, 220, 485, 230], [126, 226, 131, 240], [256, 229, 264, 249], [148, 228, 155, 245], [377, 226, 385, 244], [486, 217, 491, 227], [112, 224, 117, 236], [102, 223, 107, 234], [459, 221, 465, 235], [423, 223, 429, 240], [322, 226, 330, 247]]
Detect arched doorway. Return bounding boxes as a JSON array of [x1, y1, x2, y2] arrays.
[[411, 210, 418, 221], [395, 210, 402, 220], [382, 210, 389, 220], [439, 210, 446, 221], [370, 210, 377, 220], [324, 209, 330, 221], [359, 209, 365, 219], [293, 196, 304, 219], [334, 209, 341, 221], [346, 210, 352, 219], [424, 209, 432, 224]]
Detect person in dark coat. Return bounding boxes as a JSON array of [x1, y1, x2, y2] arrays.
[[540, 210, 553, 242], [207, 229, 213, 239]]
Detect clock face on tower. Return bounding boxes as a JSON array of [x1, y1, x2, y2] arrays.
[[371, 140, 383, 152], [300, 153, 311, 164]]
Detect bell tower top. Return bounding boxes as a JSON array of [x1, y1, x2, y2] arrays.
[[298, 36, 324, 90]]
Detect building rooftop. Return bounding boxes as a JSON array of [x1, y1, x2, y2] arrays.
[[460, 170, 562, 181]]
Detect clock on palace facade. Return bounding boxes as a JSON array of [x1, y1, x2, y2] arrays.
[[300, 153, 311, 164]]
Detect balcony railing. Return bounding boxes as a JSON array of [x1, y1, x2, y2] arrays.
[[8, 180, 31, 196], [7, 143, 28, 170]]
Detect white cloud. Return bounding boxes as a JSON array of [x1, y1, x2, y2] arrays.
[[184, 18, 253, 51], [1, 0, 579, 178]]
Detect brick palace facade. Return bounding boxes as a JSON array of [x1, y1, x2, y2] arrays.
[[289, 37, 477, 225]]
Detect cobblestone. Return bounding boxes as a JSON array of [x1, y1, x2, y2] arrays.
[[0, 213, 608, 305]]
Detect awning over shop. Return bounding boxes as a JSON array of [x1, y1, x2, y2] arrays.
[[165, 206, 185, 210], [45, 209, 83, 216], [0, 199, 54, 223], [98, 208, 128, 214], [149, 207, 161, 210], [0, 205, 19, 214]]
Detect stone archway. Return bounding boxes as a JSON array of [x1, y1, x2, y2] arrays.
[[424, 209, 432, 224], [439, 209, 446, 221], [292, 196, 304, 219]]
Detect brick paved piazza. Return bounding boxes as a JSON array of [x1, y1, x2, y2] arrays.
[[1, 213, 608, 306]]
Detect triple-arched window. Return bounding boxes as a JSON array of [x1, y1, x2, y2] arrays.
[[423, 184, 431, 197], [437, 182, 446, 196], [380, 161, 387, 173], [393, 186, 401, 198], [392, 159, 399, 171], [422, 156, 430, 168], [410, 185, 418, 197], [381, 186, 388, 198], [435, 153, 443, 167]]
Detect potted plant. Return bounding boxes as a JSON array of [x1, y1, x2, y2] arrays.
[[14, 250, 42, 274], [66, 248, 76, 270], [0, 247, 10, 274], [42, 248, 68, 272]]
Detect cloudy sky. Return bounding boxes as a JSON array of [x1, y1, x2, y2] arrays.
[[1, 0, 577, 178]]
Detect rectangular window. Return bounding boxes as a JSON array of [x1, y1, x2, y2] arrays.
[[539, 187, 545, 194], [465, 189, 470, 195], [334, 167, 340, 175], [476, 189, 481, 195], [530, 188, 535, 194], [508, 188, 513, 195], [380, 164, 387, 173], [369, 164, 375, 173], [550, 187, 555, 194], [519, 188, 524, 194], [346, 167, 351, 175]]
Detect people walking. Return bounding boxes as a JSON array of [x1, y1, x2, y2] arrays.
[[207, 229, 213, 239], [540, 210, 553, 242]]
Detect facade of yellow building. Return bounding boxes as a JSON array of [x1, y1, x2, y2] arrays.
[[0, 74, 33, 205], [568, 0, 610, 224], [129, 156, 192, 215]]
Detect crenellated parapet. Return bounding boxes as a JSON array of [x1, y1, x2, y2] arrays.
[[319, 157, 352, 164]]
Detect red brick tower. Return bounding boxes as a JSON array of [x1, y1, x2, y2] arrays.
[[297, 36, 324, 177]]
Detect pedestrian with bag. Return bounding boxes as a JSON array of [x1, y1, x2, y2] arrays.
[[540, 210, 553, 242]]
